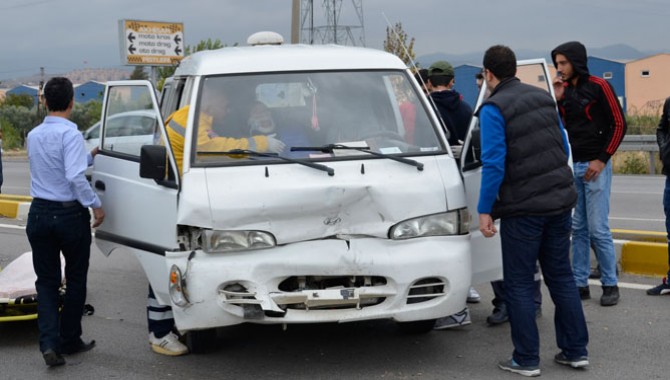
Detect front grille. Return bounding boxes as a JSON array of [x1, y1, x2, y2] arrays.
[[276, 275, 388, 310], [407, 277, 446, 304]]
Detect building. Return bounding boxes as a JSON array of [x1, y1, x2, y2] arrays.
[[74, 80, 105, 103], [624, 53, 670, 115], [588, 56, 626, 113], [6, 85, 39, 106], [453, 64, 482, 108]]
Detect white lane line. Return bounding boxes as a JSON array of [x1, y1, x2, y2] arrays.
[[610, 217, 665, 222], [588, 279, 656, 290], [0, 223, 26, 230]]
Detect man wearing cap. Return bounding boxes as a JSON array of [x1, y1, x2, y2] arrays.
[[427, 60, 473, 145]]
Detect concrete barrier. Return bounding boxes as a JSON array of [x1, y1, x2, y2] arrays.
[[0, 194, 32, 220]]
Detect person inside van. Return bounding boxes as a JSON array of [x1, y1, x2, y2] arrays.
[[247, 101, 311, 158], [165, 91, 286, 173]]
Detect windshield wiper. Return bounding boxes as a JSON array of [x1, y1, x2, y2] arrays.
[[199, 149, 335, 176], [291, 144, 424, 171]]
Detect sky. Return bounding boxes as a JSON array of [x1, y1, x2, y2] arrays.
[[1, 0, 669, 80]]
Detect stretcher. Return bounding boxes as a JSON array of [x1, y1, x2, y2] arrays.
[[0, 252, 65, 322]]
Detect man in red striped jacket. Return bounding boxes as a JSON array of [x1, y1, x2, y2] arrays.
[[551, 41, 627, 307]]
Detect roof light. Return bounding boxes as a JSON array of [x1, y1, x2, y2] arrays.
[[247, 31, 284, 46]]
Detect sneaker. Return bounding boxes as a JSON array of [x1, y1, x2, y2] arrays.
[[487, 305, 508, 326], [466, 287, 481, 303], [498, 358, 541, 377], [434, 308, 471, 330], [646, 277, 670, 295], [554, 352, 589, 368], [600, 285, 619, 306], [149, 332, 189, 356], [578, 286, 591, 300]]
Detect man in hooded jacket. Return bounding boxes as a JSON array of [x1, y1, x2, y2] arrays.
[[427, 61, 473, 146], [551, 41, 627, 307]]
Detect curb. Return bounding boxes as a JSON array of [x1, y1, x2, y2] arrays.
[[0, 195, 32, 220], [612, 229, 667, 277]]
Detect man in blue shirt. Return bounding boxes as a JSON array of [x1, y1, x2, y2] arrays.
[[26, 77, 105, 367], [478, 46, 588, 377]]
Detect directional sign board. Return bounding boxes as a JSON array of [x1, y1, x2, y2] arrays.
[[119, 19, 184, 66]]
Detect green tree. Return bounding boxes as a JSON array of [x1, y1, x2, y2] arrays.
[[156, 38, 234, 90], [130, 66, 149, 80], [1, 93, 35, 109], [383, 22, 416, 67], [0, 105, 40, 147], [70, 100, 103, 131]]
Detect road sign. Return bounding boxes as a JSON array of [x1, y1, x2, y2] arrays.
[[119, 19, 184, 66]]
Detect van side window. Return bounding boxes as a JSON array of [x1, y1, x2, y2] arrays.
[[101, 86, 157, 157]]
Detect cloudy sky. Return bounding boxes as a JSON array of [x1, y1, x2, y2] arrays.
[[1, 0, 669, 80]]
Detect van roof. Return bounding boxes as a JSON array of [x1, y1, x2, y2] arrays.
[[174, 44, 408, 76]]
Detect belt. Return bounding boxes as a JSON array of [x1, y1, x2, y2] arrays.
[[33, 198, 81, 208]]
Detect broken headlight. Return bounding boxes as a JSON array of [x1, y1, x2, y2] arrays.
[[389, 209, 470, 240], [202, 230, 276, 253]]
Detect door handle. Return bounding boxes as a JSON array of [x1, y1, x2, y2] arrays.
[[95, 180, 106, 191]]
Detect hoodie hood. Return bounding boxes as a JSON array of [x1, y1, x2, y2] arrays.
[[551, 41, 590, 77], [430, 89, 464, 112]]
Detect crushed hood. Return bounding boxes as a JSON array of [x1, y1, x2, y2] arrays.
[[177, 157, 457, 244]]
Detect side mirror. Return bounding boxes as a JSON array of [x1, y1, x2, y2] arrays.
[[140, 145, 167, 181]]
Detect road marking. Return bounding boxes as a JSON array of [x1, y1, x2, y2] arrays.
[[588, 279, 655, 290], [610, 217, 665, 222], [0, 223, 26, 230]]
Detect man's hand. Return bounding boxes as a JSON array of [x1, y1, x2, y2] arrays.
[[266, 135, 286, 154], [584, 159, 606, 181], [552, 76, 564, 101], [92, 207, 105, 228], [90, 147, 99, 157], [479, 213, 497, 238]]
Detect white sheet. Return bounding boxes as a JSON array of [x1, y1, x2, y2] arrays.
[[0, 252, 65, 300]]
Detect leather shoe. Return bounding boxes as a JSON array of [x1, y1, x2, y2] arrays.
[[486, 305, 509, 326], [61, 339, 96, 355], [43, 349, 66, 367]]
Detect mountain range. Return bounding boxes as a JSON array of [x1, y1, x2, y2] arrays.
[[416, 44, 664, 68]]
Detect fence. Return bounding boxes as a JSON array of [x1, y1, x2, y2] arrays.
[[618, 135, 658, 174]]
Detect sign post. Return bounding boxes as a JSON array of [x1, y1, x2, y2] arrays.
[[118, 19, 185, 78]]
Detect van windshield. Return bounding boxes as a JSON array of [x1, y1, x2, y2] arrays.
[[192, 70, 445, 165]]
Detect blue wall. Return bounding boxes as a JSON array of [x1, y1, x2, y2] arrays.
[[454, 64, 482, 108], [6, 85, 39, 106], [588, 56, 626, 113], [74, 81, 104, 103]]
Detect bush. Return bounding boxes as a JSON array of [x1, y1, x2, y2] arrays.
[[0, 121, 23, 149]]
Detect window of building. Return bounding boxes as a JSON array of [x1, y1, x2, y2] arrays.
[[603, 72, 613, 79], [641, 70, 651, 77]]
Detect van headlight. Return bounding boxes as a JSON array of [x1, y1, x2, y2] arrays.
[[202, 230, 276, 253], [389, 209, 470, 240]]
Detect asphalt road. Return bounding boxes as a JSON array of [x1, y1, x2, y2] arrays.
[[1, 158, 668, 379]]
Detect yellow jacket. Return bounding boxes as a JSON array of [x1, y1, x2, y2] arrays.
[[165, 105, 269, 173]]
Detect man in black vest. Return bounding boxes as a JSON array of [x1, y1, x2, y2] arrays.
[[478, 45, 588, 377]]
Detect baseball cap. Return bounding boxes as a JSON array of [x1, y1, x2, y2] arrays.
[[428, 61, 455, 77]]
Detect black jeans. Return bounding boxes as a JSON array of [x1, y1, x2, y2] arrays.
[[27, 198, 91, 353]]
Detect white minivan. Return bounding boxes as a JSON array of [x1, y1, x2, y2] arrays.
[[91, 39, 556, 350]]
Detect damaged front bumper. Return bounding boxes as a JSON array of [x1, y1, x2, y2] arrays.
[[166, 236, 471, 332]]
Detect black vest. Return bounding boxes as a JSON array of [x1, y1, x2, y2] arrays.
[[483, 78, 577, 219]]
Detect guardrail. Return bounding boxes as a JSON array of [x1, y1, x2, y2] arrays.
[[618, 135, 657, 174]]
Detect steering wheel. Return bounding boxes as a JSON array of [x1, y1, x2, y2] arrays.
[[360, 130, 406, 142]]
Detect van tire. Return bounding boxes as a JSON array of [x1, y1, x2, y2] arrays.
[[397, 319, 436, 334], [185, 328, 217, 353]]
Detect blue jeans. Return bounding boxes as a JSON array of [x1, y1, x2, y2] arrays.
[[26, 199, 91, 353], [501, 212, 589, 366], [664, 176, 670, 278], [571, 161, 617, 286]]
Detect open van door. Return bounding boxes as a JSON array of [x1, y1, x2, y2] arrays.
[[461, 59, 558, 285], [91, 80, 180, 303]]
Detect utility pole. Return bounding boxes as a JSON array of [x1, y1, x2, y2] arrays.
[[291, 0, 300, 44], [37, 67, 46, 120]]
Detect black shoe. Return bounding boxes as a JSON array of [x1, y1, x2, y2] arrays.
[[61, 339, 96, 355], [601, 285, 620, 306], [43, 349, 66, 367], [487, 305, 509, 326], [588, 266, 601, 279], [578, 286, 591, 300]]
